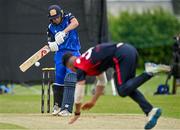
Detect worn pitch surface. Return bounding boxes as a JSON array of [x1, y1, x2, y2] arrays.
[[0, 113, 180, 130]]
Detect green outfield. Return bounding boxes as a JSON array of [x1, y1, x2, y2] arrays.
[[0, 74, 180, 129], [1, 94, 180, 118], [0, 93, 180, 118]]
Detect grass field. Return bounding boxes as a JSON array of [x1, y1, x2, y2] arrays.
[[0, 94, 180, 118], [0, 74, 180, 129]]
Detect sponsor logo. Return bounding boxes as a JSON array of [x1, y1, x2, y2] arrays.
[[41, 49, 48, 57]]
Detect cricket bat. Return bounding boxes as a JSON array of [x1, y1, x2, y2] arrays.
[[19, 45, 50, 72]]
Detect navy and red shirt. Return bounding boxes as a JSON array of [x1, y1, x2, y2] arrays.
[[73, 43, 118, 81]]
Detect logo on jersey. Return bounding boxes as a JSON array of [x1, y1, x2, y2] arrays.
[[50, 9, 57, 16], [76, 58, 81, 64], [81, 47, 94, 60]]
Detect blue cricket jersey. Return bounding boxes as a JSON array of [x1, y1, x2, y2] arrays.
[[47, 12, 81, 63]]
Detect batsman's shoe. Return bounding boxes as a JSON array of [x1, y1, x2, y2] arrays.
[[58, 109, 72, 117], [52, 103, 61, 116], [145, 62, 171, 75], [144, 108, 162, 129]]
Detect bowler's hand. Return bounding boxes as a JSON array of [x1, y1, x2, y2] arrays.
[[81, 101, 95, 110], [68, 115, 80, 124]]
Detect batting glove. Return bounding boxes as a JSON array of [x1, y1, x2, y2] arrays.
[[55, 31, 66, 45], [48, 41, 59, 52]]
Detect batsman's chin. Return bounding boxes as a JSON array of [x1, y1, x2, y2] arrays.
[[68, 115, 80, 124]]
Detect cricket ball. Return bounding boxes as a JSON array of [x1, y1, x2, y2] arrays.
[[35, 62, 40, 67]]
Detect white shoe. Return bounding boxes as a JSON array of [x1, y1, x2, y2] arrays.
[[52, 103, 61, 116], [58, 109, 72, 117], [145, 62, 171, 75], [144, 108, 162, 129]]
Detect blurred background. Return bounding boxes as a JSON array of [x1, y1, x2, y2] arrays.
[[0, 0, 180, 95]]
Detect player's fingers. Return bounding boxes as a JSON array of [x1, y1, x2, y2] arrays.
[[82, 107, 89, 110], [81, 104, 88, 110], [68, 116, 80, 124], [82, 103, 92, 110]]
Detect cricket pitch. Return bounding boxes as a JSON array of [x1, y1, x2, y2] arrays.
[[0, 113, 180, 130]]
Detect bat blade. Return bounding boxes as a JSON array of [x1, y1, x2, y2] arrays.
[[19, 45, 50, 72]]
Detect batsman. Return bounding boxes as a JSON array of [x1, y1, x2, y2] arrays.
[[47, 5, 81, 116]]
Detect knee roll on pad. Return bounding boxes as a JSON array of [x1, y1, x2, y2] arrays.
[[64, 73, 77, 87], [61, 73, 77, 112]]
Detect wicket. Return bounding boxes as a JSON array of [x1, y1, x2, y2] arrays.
[[41, 67, 55, 113]]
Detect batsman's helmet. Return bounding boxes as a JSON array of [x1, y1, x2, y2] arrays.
[[48, 5, 64, 20]]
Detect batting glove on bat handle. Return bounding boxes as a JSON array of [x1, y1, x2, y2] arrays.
[[48, 41, 59, 52]]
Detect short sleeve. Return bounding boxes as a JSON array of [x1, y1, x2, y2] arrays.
[[76, 69, 86, 82], [67, 12, 75, 20]]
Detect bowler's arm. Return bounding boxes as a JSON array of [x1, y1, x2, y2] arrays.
[[82, 72, 107, 110], [74, 80, 86, 114], [68, 69, 86, 124]]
